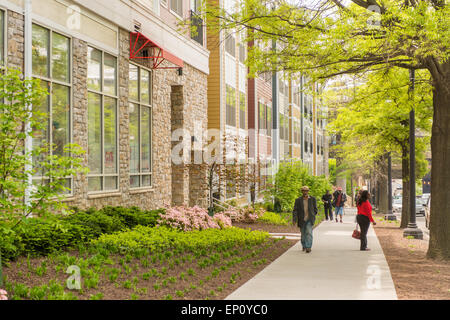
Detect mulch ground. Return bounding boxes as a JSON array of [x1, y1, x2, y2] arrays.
[[372, 214, 450, 300]]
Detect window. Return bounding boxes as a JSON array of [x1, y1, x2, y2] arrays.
[[238, 30, 246, 64], [129, 64, 152, 188], [279, 114, 284, 140], [170, 0, 183, 17], [225, 33, 235, 57], [317, 136, 321, 155], [226, 85, 236, 126], [258, 102, 266, 132], [239, 92, 246, 129], [87, 47, 118, 192], [191, 0, 201, 13], [31, 24, 72, 192], [266, 105, 272, 136], [0, 10, 4, 66], [304, 133, 308, 153]]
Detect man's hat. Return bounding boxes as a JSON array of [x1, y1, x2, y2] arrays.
[[301, 186, 310, 191]]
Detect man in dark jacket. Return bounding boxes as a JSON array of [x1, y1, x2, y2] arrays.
[[322, 190, 333, 221], [293, 186, 318, 253]]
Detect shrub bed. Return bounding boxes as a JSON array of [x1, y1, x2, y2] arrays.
[[257, 212, 289, 226], [2, 226, 295, 300], [0, 206, 163, 261], [92, 226, 269, 255]]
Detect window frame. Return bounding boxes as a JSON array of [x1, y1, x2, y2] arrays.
[[239, 91, 246, 130], [87, 45, 119, 194], [170, 0, 183, 19], [129, 62, 153, 190], [0, 8, 6, 68], [31, 22, 73, 196], [226, 84, 236, 127], [266, 105, 272, 137], [224, 32, 236, 58]]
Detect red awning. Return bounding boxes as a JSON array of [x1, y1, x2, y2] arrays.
[[130, 32, 184, 69]]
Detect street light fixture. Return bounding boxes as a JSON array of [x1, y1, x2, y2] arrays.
[[403, 69, 423, 239]]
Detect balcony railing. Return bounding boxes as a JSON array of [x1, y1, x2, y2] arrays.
[[190, 10, 203, 46]]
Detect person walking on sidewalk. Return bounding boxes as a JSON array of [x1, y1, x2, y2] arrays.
[[293, 186, 318, 253], [332, 187, 347, 223], [356, 190, 376, 251], [322, 190, 333, 221], [355, 189, 362, 207]]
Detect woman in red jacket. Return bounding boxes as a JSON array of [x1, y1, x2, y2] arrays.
[[356, 190, 376, 251]]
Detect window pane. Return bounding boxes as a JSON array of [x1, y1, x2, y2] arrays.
[[104, 53, 117, 96], [170, 0, 183, 16], [129, 64, 139, 101], [32, 81, 50, 176], [239, 92, 245, 129], [142, 175, 151, 187], [130, 175, 140, 188], [104, 97, 117, 174], [62, 178, 72, 195], [52, 33, 70, 83], [129, 103, 139, 174], [52, 84, 70, 157], [32, 24, 49, 78], [105, 176, 117, 190], [88, 93, 102, 174], [88, 47, 102, 91], [141, 106, 151, 173], [141, 69, 151, 104], [0, 11, 4, 64], [88, 177, 102, 192]]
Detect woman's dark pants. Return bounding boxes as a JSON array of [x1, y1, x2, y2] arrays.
[[357, 214, 370, 250]]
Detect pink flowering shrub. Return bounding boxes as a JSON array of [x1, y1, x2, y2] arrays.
[[0, 289, 7, 300], [158, 206, 231, 231], [213, 213, 232, 229], [222, 207, 265, 224]]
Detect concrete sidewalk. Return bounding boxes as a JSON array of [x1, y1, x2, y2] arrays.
[[226, 208, 398, 300]]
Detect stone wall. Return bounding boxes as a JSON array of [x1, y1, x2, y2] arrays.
[[82, 29, 209, 210], [3, 9, 209, 211], [7, 10, 24, 71]]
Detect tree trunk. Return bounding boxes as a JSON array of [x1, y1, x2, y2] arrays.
[[427, 60, 450, 260], [400, 150, 410, 228]]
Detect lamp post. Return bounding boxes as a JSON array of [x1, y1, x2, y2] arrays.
[[385, 152, 396, 220], [403, 69, 423, 239]]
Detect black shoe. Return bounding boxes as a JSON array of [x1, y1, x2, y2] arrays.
[[360, 248, 371, 251], [302, 247, 306, 251], [306, 248, 311, 253]]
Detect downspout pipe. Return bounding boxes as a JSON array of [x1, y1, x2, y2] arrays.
[[24, 0, 33, 213]]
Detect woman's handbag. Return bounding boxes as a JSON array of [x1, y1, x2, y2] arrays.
[[352, 223, 361, 240]]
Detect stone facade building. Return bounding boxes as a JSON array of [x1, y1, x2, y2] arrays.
[[0, 0, 209, 210]]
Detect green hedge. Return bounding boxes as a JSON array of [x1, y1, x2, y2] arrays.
[[257, 212, 289, 226], [92, 225, 270, 255], [0, 206, 163, 261]]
